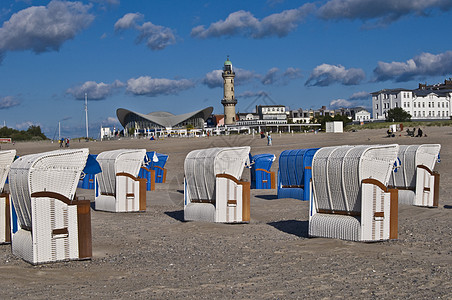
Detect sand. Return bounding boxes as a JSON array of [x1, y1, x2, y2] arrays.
[[0, 127, 451, 299]]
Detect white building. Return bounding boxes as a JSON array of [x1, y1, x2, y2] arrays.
[[257, 105, 287, 120], [354, 109, 371, 122], [371, 79, 452, 120]]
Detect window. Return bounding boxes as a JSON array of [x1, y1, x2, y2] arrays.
[[423, 102, 425, 108], [414, 111, 416, 117], [442, 102, 445, 108], [376, 104, 378, 109], [395, 102, 398, 107], [423, 111, 425, 116], [407, 102, 410, 108], [414, 102, 416, 108]]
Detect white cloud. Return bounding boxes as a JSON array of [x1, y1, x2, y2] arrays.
[[202, 69, 223, 88], [261, 68, 280, 85], [0, 96, 20, 109], [16, 121, 41, 130], [236, 68, 259, 84], [330, 98, 353, 108], [114, 13, 176, 50], [261, 67, 302, 85], [114, 12, 143, 31], [191, 4, 315, 39], [305, 64, 365, 86], [373, 51, 452, 82], [0, 1, 94, 55], [137, 22, 176, 50], [349, 91, 369, 100], [102, 116, 120, 126], [66, 80, 124, 100], [318, 0, 452, 26], [202, 67, 258, 88], [126, 76, 195, 96]]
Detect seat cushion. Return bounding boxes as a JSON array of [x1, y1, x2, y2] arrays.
[[309, 214, 361, 241], [184, 203, 215, 222]]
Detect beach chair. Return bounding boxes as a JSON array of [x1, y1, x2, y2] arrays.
[[95, 149, 147, 212], [8, 149, 92, 264], [277, 148, 319, 200], [77, 154, 99, 190], [389, 144, 441, 207], [309, 145, 399, 242], [249, 153, 275, 189], [184, 146, 251, 223], [0, 150, 16, 244], [138, 151, 169, 191]]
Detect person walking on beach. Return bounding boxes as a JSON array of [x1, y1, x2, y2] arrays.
[[267, 133, 272, 146]]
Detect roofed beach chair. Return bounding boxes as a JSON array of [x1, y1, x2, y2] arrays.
[[138, 151, 169, 191], [95, 149, 147, 212], [184, 147, 251, 223], [9, 149, 92, 264], [309, 145, 399, 242], [277, 148, 319, 200], [389, 144, 441, 207], [0, 150, 16, 244], [77, 154, 99, 190], [249, 153, 276, 189]]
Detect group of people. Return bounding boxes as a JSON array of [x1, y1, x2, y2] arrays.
[[58, 138, 70, 148], [387, 127, 425, 138], [406, 127, 424, 137]]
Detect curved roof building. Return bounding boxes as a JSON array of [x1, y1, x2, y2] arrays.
[[116, 107, 213, 131]]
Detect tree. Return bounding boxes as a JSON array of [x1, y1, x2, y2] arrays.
[[315, 114, 352, 130], [386, 107, 411, 122]]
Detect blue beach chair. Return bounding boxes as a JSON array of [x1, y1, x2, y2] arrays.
[[277, 148, 319, 200], [138, 151, 169, 191], [249, 153, 275, 189]]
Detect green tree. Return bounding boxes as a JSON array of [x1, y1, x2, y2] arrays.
[[386, 107, 411, 122], [315, 114, 352, 130], [0, 125, 47, 141]]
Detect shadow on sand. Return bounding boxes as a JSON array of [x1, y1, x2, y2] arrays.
[[165, 210, 185, 222], [267, 220, 309, 238], [255, 194, 278, 200], [444, 205, 452, 209]]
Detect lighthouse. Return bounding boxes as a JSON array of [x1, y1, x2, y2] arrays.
[[221, 56, 237, 125]]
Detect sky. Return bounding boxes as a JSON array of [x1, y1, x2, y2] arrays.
[[1, 0, 452, 138]]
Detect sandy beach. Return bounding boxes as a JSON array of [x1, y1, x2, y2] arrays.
[[0, 127, 451, 299]]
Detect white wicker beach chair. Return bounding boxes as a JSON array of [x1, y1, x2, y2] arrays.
[[184, 147, 251, 223], [9, 149, 92, 264], [0, 150, 16, 244], [389, 144, 441, 207], [309, 145, 399, 242], [95, 149, 147, 212]]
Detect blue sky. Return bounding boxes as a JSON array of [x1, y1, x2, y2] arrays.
[[1, 0, 452, 138]]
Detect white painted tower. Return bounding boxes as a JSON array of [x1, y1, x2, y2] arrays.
[[221, 56, 237, 125]]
